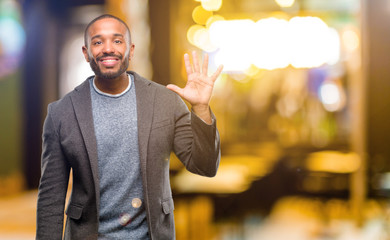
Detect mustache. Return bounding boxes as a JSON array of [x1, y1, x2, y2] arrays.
[[95, 53, 123, 61]]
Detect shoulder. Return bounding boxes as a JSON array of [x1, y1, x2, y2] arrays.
[[130, 71, 179, 100], [48, 77, 92, 115], [130, 71, 188, 114]]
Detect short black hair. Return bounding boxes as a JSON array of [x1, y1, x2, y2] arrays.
[[84, 14, 131, 47]]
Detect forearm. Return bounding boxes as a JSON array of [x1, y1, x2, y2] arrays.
[[174, 99, 221, 177], [189, 110, 220, 176]]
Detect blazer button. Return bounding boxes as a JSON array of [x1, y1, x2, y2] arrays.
[[132, 198, 142, 208], [119, 213, 131, 226]]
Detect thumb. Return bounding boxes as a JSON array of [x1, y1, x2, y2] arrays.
[[166, 84, 184, 97]]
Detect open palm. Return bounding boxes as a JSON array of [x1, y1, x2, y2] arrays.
[[167, 51, 223, 108]]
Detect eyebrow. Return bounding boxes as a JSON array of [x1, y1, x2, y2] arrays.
[[90, 33, 125, 41]]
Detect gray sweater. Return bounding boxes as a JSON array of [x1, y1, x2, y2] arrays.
[[90, 74, 149, 239]]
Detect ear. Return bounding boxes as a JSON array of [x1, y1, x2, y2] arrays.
[[128, 43, 135, 60], [82, 46, 90, 62]]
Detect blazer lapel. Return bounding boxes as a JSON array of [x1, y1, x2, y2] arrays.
[[132, 72, 156, 195], [70, 78, 100, 212]]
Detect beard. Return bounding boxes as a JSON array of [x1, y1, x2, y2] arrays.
[[89, 53, 129, 79]]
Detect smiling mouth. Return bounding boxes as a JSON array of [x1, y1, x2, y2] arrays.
[[99, 58, 119, 67], [101, 59, 117, 62]]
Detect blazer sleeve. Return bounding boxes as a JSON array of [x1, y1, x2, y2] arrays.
[[36, 104, 71, 240], [172, 95, 221, 177]]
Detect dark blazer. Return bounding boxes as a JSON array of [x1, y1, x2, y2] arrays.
[[36, 71, 221, 240]]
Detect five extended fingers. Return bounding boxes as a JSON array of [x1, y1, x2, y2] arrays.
[[184, 51, 222, 81]]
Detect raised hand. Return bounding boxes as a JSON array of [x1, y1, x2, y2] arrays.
[[166, 51, 223, 124]]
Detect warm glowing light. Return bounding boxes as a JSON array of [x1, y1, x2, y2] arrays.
[[209, 20, 254, 71], [173, 155, 272, 193], [320, 83, 339, 105], [252, 18, 290, 70], [289, 16, 340, 68], [190, 16, 340, 72], [306, 151, 361, 173], [187, 24, 205, 46], [193, 26, 208, 47], [275, 0, 295, 8], [192, 5, 213, 25], [244, 65, 261, 77], [319, 81, 345, 112], [342, 28, 360, 52], [205, 14, 224, 28], [187, 24, 217, 52], [194, 27, 217, 52], [201, 0, 223, 11], [325, 28, 340, 65], [173, 165, 249, 193]]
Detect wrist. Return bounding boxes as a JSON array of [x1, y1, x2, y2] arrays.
[[192, 104, 212, 124], [192, 103, 209, 112]]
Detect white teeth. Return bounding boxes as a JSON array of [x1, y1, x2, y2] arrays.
[[102, 59, 116, 62]]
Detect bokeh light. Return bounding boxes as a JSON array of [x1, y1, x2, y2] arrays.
[[193, 16, 340, 72], [319, 80, 346, 112], [205, 14, 224, 28], [187, 24, 205, 46], [187, 24, 217, 52], [209, 19, 255, 71], [201, 0, 223, 12], [252, 18, 290, 70], [192, 5, 213, 25], [289, 16, 340, 68], [342, 28, 360, 52], [0, 18, 25, 56], [275, 0, 295, 8], [306, 151, 361, 173], [0, 0, 25, 79]]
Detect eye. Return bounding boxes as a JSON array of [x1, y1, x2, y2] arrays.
[[93, 41, 102, 45], [114, 40, 123, 44]]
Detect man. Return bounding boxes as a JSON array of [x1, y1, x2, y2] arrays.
[[36, 14, 223, 240]]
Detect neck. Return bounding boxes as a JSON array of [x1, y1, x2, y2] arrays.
[[94, 72, 129, 94]]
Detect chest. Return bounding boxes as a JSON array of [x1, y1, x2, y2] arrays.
[[90, 86, 138, 152]]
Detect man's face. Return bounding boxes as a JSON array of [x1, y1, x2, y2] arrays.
[[82, 18, 134, 79]]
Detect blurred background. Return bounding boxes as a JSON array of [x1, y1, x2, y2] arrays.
[[1, 0, 390, 239]]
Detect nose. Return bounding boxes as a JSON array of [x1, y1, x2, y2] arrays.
[[102, 42, 114, 54]]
